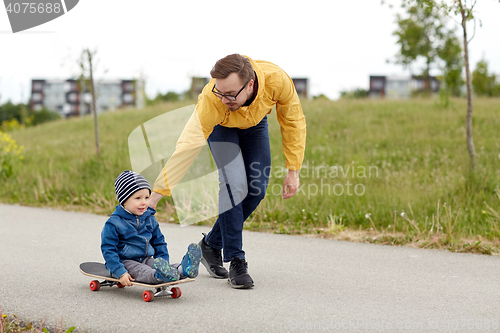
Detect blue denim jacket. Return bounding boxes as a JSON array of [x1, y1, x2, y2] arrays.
[[101, 205, 169, 278]]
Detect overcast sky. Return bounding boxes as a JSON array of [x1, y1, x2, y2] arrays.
[[1, 0, 499, 104]]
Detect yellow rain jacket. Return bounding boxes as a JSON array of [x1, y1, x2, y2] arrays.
[[153, 56, 306, 196]]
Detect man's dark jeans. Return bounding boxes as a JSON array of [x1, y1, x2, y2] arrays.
[[205, 116, 271, 262]]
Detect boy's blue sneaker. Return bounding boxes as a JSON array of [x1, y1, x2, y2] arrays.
[[181, 243, 202, 278], [154, 257, 179, 282]]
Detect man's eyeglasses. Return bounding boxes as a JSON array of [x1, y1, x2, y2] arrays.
[[212, 80, 249, 101]]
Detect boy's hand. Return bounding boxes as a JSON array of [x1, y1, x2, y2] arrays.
[[119, 273, 135, 287]]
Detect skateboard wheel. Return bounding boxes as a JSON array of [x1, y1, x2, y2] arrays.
[[117, 283, 124, 288], [171, 287, 181, 299], [90, 280, 101, 291], [143, 290, 154, 302]]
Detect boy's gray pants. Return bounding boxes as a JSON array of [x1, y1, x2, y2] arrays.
[[122, 257, 163, 284]]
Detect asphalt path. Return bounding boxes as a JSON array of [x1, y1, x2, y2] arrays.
[[1, 203, 499, 332]]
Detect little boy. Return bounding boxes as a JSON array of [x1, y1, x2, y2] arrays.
[[101, 170, 201, 286]]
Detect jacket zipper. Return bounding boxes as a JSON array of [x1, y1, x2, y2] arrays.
[[136, 216, 149, 260], [143, 236, 149, 259]]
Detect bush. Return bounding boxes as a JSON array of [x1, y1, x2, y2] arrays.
[[0, 130, 24, 178], [147, 91, 181, 105], [0, 102, 61, 131], [1, 118, 22, 132], [30, 108, 61, 126], [313, 94, 330, 100], [0, 101, 23, 123], [339, 88, 368, 99], [472, 59, 500, 97]]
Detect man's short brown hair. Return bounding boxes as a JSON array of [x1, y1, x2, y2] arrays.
[[210, 54, 255, 83]]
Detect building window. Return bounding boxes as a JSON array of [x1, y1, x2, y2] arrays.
[[123, 82, 134, 92], [33, 82, 44, 91], [123, 94, 133, 103], [372, 79, 384, 90], [32, 93, 42, 102], [67, 92, 78, 103]]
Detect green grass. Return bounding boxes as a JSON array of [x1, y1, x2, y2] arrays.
[[2, 98, 500, 253]]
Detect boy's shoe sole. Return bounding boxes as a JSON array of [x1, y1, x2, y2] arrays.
[[154, 258, 179, 282], [181, 243, 202, 278]]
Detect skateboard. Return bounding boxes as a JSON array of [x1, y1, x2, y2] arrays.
[[79, 262, 194, 302]]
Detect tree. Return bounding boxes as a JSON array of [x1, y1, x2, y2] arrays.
[[79, 48, 100, 157], [392, 2, 447, 92], [455, 0, 477, 172], [437, 31, 464, 98], [405, 0, 500, 172]]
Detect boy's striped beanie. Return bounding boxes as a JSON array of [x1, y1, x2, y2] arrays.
[[115, 171, 151, 205]]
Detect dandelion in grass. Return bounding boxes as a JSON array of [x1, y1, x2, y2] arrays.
[[364, 213, 379, 232], [401, 212, 405, 217]]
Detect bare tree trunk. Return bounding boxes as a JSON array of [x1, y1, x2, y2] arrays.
[[459, 0, 475, 171], [86, 49, 100, 157], [425, 60, 431, 95]]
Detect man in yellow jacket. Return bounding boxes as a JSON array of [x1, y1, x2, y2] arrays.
[[149, 54, 306, 288]]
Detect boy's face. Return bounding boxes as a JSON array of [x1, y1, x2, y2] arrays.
[[123, 188, 150, 216]]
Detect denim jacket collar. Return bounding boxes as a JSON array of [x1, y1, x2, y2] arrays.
[[112, 204, 156, 221]]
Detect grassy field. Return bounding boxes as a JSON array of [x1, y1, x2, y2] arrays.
[[2, 98, 500, 253]]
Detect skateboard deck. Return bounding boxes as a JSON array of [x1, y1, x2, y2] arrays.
[[80, 262, 194, 302]]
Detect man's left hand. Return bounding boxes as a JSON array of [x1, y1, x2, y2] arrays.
[[282, 169, 300, 200]]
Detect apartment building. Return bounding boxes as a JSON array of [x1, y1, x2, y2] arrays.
[[368, 75, 439, 99], [30, 79, 144, 116]]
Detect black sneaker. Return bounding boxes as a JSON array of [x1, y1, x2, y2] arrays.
[[228, 258, 254, 289], [199, 233, 228, 279]]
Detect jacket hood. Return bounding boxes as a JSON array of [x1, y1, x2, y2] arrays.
[[111, 204, 156, 220]]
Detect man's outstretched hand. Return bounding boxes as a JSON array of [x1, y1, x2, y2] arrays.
[[148, 191, 163, 210]]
